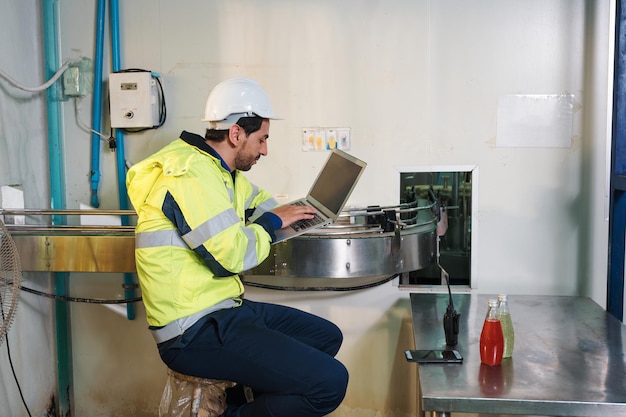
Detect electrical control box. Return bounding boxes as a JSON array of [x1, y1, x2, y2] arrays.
[[109, 72, 159, 128]]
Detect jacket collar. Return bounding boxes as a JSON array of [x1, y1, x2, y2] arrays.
[[180, 130, 232, 172]]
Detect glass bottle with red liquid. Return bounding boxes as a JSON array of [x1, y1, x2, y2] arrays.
[[480, 299, 504, 366]]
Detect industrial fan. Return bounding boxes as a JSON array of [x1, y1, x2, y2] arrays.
[[0, 217, 21, 347]]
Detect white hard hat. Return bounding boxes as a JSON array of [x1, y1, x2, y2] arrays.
[[202, 78, 280, 129]]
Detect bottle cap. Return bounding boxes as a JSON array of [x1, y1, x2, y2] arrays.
[[488, 299, 499, 307], [498, 294, 508, 301]]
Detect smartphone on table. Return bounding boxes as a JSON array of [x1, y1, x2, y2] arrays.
[[404, 349, 463, 364]]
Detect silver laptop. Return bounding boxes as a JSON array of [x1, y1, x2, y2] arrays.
[[273, 149, 367, 244]]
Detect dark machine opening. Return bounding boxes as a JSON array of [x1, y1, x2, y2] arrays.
[[399, 170, 472, 287]]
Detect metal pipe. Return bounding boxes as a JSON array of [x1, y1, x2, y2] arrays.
[[0, 208, 135, 216], [6, 225, 134, 235], [42, 0, 72, 414]]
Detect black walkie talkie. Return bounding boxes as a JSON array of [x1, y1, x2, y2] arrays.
[[435, 204, 460, 346], [442, 268, 460, 346]]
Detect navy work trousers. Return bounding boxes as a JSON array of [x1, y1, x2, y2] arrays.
[[158, 299, 349, 417]]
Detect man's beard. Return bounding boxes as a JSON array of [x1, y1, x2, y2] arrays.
[[235, 152, 259, 171]]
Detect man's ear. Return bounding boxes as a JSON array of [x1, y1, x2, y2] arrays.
[[228, 124, 241, 147]]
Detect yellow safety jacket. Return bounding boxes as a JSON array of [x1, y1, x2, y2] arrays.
[[127, 131, 280, 327]]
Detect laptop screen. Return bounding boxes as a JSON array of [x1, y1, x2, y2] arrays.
[[308, 150, 366, 215]]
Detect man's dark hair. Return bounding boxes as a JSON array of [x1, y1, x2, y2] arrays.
[[205, 116, 265, 142]]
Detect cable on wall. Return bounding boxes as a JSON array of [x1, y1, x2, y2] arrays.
[[0, 60, 70, 93]]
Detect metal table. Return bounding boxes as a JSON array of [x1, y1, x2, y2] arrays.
[[409, 293, 626, 417]]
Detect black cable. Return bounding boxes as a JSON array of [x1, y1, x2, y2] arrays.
[[1, 294, 33, 417], [3, 334, 32, 417], [19, 285, 142, 304], [19, 272, 393, 299], [154, 75, 167, 127], [242, 274, 396, 291]]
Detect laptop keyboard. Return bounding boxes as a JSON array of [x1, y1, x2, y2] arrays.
[[290, 201, 327, 231]]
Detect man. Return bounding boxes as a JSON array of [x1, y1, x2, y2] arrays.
[[126, 78, 348, 417]]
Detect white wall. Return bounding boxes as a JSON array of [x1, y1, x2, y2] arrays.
[[60, 0, 612, 299], [0, 0, 613, 416]]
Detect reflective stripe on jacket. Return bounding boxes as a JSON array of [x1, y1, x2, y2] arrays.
[[126, 131, 279, 326]]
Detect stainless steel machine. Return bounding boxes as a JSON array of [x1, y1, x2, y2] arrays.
[[2, 192, 439, 289], [243, 195, 438, 289]]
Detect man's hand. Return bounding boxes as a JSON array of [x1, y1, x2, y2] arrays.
[[271, 204, 317, 228]]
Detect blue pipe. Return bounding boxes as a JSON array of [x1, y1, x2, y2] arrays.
[[89, 0, 106, 208], [42, 0, 72, 415], [110, 0, 136, 320], [110, 0, 121, 75], [42, 3, 66, 217]]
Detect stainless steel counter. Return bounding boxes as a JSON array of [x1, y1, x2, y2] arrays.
[[409, 293, 626, 417]]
